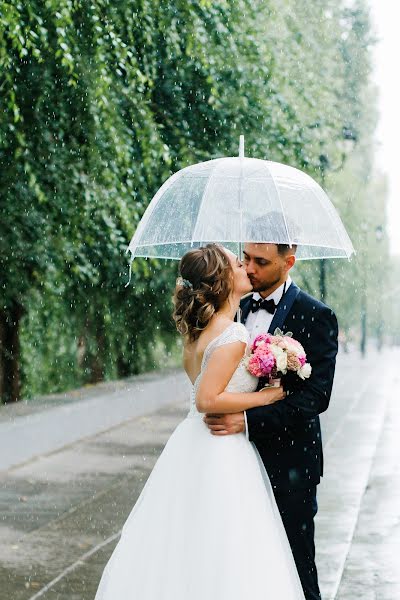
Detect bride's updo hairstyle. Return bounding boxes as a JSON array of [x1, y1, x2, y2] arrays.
[[173, 243, 233, 342]]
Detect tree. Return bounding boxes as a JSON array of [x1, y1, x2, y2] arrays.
[[0, 0, 383, 402]]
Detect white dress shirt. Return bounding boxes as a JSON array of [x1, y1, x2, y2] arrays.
[[243, 275, 292, 438]]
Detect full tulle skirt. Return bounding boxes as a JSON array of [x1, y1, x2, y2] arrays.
[[95, 414, 305, 599]]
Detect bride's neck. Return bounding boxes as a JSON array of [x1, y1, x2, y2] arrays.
[[214, 294, 241, 322]]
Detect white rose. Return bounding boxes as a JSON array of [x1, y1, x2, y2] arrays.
[[271, 345, 287, 374], [298, 363, 312, 380]]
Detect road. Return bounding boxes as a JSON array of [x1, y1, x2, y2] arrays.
[[0, 348, 399, 600]]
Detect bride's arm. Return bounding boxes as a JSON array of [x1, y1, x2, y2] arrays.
[[195, 341, 285, 414]]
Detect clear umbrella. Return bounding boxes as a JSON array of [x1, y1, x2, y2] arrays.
[[126, 136, 354, 283]]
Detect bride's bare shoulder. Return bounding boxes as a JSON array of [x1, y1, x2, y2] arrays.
[[185, 318, 232, 355]]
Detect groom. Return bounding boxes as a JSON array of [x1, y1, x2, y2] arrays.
[[204, 241, 338, 600]]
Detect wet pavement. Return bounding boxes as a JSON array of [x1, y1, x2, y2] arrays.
[[336, 371, 400, 600], [0, 348, 399, 600], [0, 368, 188, 471]]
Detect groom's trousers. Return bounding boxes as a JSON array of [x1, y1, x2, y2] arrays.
[[274, 486, 320, 600]]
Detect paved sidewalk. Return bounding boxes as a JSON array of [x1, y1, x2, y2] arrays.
[[316, 357, 396, 599], [0, 348, 399, 599], [0, 368, 189, 472], [336, 374, 400, 599]]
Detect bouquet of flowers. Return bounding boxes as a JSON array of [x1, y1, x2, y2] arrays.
[[245, 328, 312, 387]]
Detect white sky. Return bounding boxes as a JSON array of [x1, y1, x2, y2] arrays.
[[369, 0, 400, 255]]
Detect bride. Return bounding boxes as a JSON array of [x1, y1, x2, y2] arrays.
[[95, 243, 305, 600]]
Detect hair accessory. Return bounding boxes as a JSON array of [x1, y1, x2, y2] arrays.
[[177, 276, 193, 289]]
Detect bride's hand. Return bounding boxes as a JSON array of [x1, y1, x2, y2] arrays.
[[257, 386, 286, 406]]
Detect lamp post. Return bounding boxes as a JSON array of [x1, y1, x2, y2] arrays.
[[318, 126, 357, 302], [360, 221, 368, 357], [360, 273, 367, 356], [360, 224, 384, 357], [375, 225, 384, 351]]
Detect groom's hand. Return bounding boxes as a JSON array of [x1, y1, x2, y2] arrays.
[[203, 412, 245, 435]]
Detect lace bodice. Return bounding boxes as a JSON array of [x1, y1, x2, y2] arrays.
[[187, 322, 258, 418]]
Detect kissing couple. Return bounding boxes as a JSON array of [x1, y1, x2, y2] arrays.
[[95, 240, 338, 600]]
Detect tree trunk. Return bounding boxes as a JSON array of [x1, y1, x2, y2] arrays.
[[79, 314, 105, 384], [116, 354, 130, 378], [0, 302, 25, 403], [90, 318, 106, 383]]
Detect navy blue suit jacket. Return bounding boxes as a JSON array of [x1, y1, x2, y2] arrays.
[[241, 282, 338, 492]]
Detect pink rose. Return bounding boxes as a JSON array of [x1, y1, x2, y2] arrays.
[[251, 333, 273, 352], [269, 336, 283, 349], [282, 337, 301, 351], [298, 353, 307, 367]]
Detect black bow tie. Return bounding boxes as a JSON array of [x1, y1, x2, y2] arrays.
[[250, 297, 277, 314]]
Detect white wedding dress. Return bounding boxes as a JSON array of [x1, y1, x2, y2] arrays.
[[95, 322, 305, 599]]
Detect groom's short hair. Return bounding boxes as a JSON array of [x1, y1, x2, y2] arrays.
[[276, 243, 297, 256], [246, 212, 300, 255]]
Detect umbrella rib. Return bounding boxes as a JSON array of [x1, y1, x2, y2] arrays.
[[267, 170, 292, 246], [127, 169, 183, 255], [191, 159, 222, 243], [308, 186, 353, 256]]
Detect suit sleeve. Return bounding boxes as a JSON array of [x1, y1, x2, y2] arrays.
[[246, 306, 338, 442]]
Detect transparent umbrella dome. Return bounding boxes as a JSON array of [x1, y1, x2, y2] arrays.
[[127, 137, 354, 263]]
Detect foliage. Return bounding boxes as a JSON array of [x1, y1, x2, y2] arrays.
[[0, 0, 390, 402]]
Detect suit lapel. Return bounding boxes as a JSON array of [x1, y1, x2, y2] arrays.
[[268, 281, 301, 334], [240, 295, 253, 324]]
